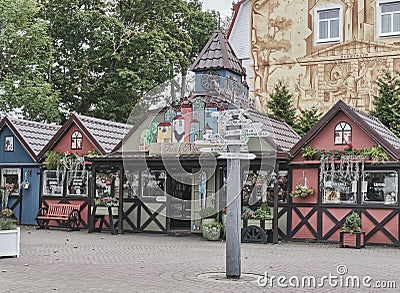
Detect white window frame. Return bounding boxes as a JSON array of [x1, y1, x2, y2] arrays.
[[377, 0, 400, 37], [361, 170, 398, 204], [1, 168, 21, 195], [323, 171, 357, 204], [314, 4, 343, 44], [66, 170, 88, 197], [42, 170, 64, 196]]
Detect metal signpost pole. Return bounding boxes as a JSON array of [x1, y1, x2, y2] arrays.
[[225, 114, 241, 278]]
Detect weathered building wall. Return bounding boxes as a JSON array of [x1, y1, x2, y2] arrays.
[[246, 0, 400, 114]]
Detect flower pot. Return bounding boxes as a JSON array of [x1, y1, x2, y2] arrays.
[[340, 231, 365, 249], [0, 227, 20, 257], [93, 206, 119, 216], [205, 227, 221, 241], [201, 218, 216, 238]]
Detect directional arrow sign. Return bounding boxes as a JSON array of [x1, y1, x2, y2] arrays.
[[218, 153, 257, 160]]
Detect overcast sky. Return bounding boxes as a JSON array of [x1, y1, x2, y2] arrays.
[[200, 0, 234, 18]]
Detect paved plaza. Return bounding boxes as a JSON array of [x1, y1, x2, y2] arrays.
[[1, 226, 399, 292]]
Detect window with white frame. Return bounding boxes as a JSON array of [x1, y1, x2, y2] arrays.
[[67, 170, 88, 196], [377, 1, 400, 37], [323, 171, 357, 203], [43, 170, 64, 196], [71, 130, 83, 150], [362, 171, 398, 204], [1, 168, 20, 195], [334, 122, 352, 145], [316, 7, 341, 43]]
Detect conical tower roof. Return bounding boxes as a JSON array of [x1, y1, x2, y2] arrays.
[[189, 29, 246, 76]]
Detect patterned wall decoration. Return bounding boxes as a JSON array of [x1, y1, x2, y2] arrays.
[[250, 0, 400, 115]]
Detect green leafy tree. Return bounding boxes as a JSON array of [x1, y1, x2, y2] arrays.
[[267, 80, 296, 127], [0, 0, 60, 122], [370, 70, 400, 137], [293, 106, 321, 137], [39, 0, 218, 123]]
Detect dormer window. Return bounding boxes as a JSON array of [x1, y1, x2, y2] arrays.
[[334, 122, 352, 145], [71, 131, 83, 150]]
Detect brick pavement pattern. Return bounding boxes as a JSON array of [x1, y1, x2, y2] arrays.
[[1, 227, 399, 292]]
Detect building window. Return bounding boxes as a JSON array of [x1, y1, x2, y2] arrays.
[[316, 7, 341, 43], [334, 122, 352, 144], [378, 1, 400, 37], [4, 136, 14, 152], [323, 171, 357, 203], [71, 131, 83, 150], [141, 170, 166, 197], [67, 170, 88, 196], [42, 170, 64, 196], [362, 171, 398, 204], [1, 168, 20, 195]]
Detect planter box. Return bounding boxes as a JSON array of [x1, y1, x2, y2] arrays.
[[340, 232, 365, 249], [92, 206, 119, 216], [242, 218, 273, 230], [0, 227, 20, 257]]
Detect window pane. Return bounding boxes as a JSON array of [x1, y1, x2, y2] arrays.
[[319, 9, 339, 20], [323, 172, 356, 203], [2, 168, 20, 194], [67, 171, 88, 196], [382, 14, 391, 33], [381, 2, 400, 13], [142, 170, 166, 197], [124, 170, 139, 198], [43, 171, 63, 196], [319, 21, 328, 39], [330, 19, 339, 38], [362, 171, 398, 204], [394, 13, 400, 31]]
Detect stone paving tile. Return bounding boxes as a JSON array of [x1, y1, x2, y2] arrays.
[[0, 226, 399, 292]]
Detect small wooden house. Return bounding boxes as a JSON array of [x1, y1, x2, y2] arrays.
[[289, 100, 400, 246], [0, 117, 60, 224]]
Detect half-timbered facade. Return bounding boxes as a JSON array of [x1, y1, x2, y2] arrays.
[[289, 100, 400, 245], [37, 114, 132, 229]]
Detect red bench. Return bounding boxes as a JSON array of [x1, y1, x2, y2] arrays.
[[36, 203, 81, 230]]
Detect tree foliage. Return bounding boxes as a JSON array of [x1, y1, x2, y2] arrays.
[[0, 0, 60, 122], [267, 80, 320, 136], [267, 80, 296, 128], [370, 70, 400, 137], [37, 0, 218, 123], [293, 106, 321, 137]]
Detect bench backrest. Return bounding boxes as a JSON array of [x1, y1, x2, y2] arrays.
[[47, 204, 80, 216]]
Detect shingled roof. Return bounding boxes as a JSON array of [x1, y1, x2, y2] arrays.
[[75, 114, 132, 153], [189, 29, 246, 76], [246, 109, 301, 154], [290, 100, 400, 160], [0, 117, 60, 161], [38, 114, 132, 159]]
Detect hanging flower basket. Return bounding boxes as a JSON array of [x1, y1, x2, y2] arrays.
[[290, 184, 314, 198]]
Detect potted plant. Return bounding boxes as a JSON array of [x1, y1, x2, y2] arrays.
[[241, 203, 273, 230], [0, 209, 20, 257], [290, 184, 314, 198], [199, 207, 218, 238], [203, 221, 223, 241], [94, 192, 119, 216], [301, 145, 318, 160], [340, 212, 365, 249]]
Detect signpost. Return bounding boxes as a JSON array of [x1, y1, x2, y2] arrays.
[[200, 108, 261, 279]]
